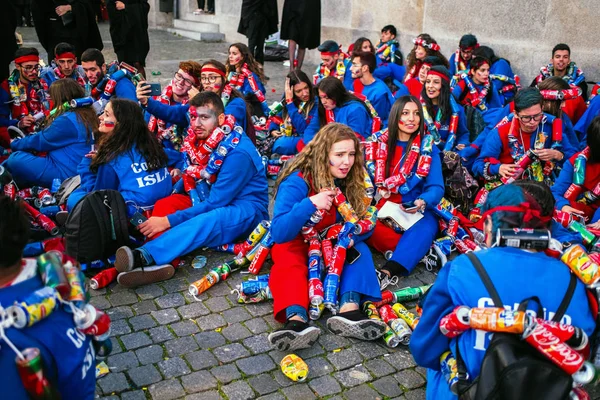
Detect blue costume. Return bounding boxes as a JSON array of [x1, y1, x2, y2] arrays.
[[574, 95, 600, 140], [410, 248, 596, 400], [448, 52, 469, 76], [267, 99, 319, 155], [473, 113, 577, 179], [4, 111, 94, 187], [368, 143, 445, 274], [361, 78, 395, 127], [373, 63, 407, 90], [102, 78, 137, 102], [0, 260, 96, 399], [552, 155, 600, 224], [451, 79, 505, 110], [303, 100, 373, 144], [489, 59, 515, 104], [40, 65, 87, 87], [67, 146, 173, 216], [138, 134, 269, 265], [426, 101, 470, 151], [269, 171, 381, 321]]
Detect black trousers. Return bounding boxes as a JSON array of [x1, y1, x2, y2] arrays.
[[246, 16, 268, 64]]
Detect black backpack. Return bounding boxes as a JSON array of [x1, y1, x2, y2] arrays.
[[64, 190, 130, 264], [456, 252, 577, 400]]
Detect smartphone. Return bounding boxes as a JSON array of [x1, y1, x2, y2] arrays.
[[401, 201, 418, 211], [129, 211, 148, 227], [346, 247, 361, 264], [147, 83, 162, 96]]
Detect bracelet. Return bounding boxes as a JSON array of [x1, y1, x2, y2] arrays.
[[482, 162, 496, 181]]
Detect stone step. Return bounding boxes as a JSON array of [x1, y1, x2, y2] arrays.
[[166, 27, 225, 42], [173, 18, 220, 33]]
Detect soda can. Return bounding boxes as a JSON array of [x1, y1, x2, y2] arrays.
[[74, 303, 98, 330], [454, 239, 472, 254], [308, 302, 325, 320], [439, 306, 470, 337], [36, 187, 55, 206], [321, 239, 334, 267], [568, 221, 597, 246], [473, 188, 489, 207], [246, 230, 273, 263], [70, 97, 94, 108], [440, 351, 459, 394], [216, 262, 232, 280], [573, 155, 587, 185], [8, 286, 59, 328], [363, 141, 375, 161], [392, 303, 419, 330], [280, 354, 309, 382], [39, 205, 61, 217], [384, 250, 393, 260], [416, 154, 432, 177], [16, 347, 59, 399], [496, 228, 551, 250], [468, 307, 527, 334], [393, 285, 431, 303], [189, 270, 220, 296], [560, 244, 600, 286], [90, 267, 118, 290], [522, 321, 584, 376], [3, 182, 17, 200], [364, 303, 399, 347], [535, 318, 588, 351], [371, 290, 396, 308], [337, 202, 359, 224], [37, 252, 70, 298], [570, 387, 591, 400], [573, 361, 599, 385], [94, 336, 113, 358], [323, 272, 340, 312], [564, 183, 583, 202], [102, 79, 117, 98], [432, 203, 454, 222], [81, 310, 111, 336], [374, 159, 385, 186], [247, 243, 271, 275], [447, 218, 459, 238], [64, 263, 86, 304]]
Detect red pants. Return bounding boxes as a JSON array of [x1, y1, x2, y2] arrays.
[[149, 193, 192, 266], [269, 237, 310, 323], [366, 220, 402, 254]]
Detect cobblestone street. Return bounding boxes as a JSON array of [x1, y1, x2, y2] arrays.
[[16, 24, 438, 400]]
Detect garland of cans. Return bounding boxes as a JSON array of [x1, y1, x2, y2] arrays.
[[313, 52, 349, 85], [453, 73, 490, 111], [350, 92, 382, 134], [148, 82, 189, 150], [228, 63, 269, 115], [53, 65, 87, 87], [539, 87, 582, 101], [420, 96, 459, 151], [376, 40, 399, 63], [90, 61, 141, 114], [490, 74, 521, 96], [7, 70, 50, 130], [452, 49, 468, 74], [0, 251, 112, 398], [536, 62, 585, 87], [562, 147, 600, 205]]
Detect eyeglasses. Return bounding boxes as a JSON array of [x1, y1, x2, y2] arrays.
[[174, 72, 195, 87], [19, 64, 41, 72], [517, 113, 544, 123], [200, 75, 220, 84]]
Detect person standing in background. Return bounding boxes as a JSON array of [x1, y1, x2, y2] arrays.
[[107, 0, 150, 78], [15, 0, 33, 27], [193, 0, 214, 15], [1, 0, 19, 83], [280, 0, 321, 71], [237, 0, 278, 65]]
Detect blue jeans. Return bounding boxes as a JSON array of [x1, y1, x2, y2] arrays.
[[286, 305, 308, 323]]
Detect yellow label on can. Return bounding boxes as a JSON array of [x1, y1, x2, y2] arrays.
[[280, 354, 308, 382]]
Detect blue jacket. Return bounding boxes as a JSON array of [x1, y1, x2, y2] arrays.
[[271, 171, 373, 244], [410, 247, 596, 400], [78, 146, 172, 214], [574, 95, 600, 140], [448, 52, 470, 76], [373, 63, 407, 86], [10, 112, 94, 178], [238, 72, 266, 97], [268, 99, 318, 135], [111, 78, 138, 102], [451, 80, 505, 110], [427, 104, 470, 149], [490, 59, 515, 104], [362, 78, 395, 127], [303, 100, 373, 144], [0, 263, 96, 400], [167, 133, 268, 227]]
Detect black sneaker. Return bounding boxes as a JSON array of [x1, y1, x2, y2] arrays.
[[117, 264, 175, 288], [115, 246, 148, 273], [267, 320, 320, 351], [420, 244, 447, 271], [327, 310, 387, 340]]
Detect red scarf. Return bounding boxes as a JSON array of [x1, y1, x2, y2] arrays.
[[148, 82, 189, 149]]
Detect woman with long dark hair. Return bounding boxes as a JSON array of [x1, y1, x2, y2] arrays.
[[367, 96, 444, 282], [226, 42, 269, 117], [263, 69, 318, 155], [404, 34, 448, 82], [301, 76, 373, 146], [451, 56, 504, 111], [5, 79, 97, 187], [267, 123, 385, 351], [68, 99, 172, 216], [538, 77, 582, 150], [472, 45, 516, 105], [552, 115, 600, 228], [421, 66, 470, 152]]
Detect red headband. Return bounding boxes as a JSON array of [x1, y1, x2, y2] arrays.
[[56, 52, 76, 60], [320, 51, 339, 56], [15, 55, 39, 64], [476, 202, 551, 230], [427, 69, 450, 82], [413, 38, 441, 52], [201, 67, 226, 78], [460, 43, 480, 52]]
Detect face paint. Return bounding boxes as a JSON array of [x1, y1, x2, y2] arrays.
[[104, 121, 115, 128]]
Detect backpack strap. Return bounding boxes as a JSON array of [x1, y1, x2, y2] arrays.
[[466, 252, 502, 306], [553, 273, 577, 322]]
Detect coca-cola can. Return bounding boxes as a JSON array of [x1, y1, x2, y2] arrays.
[[439, 306, 470, 337]]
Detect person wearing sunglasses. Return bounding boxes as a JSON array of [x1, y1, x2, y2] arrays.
[[473, 87, 577, 184], [0, 48, 50, 147]]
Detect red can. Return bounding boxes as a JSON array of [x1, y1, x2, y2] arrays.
[[371, 290, 395, 308], [454, 239, 472, 254], [90, 267, 118, 290], [364, 141, 375, 161], [37, 213, 59, 236], [592, 181, 600, 197], [374, 159, 386, 186], [328, 246, 346, 276], [376, 142, 387, 160], [206, 128, 225, 149], [332, 187, 346, 206], [553, 209, 572, 228], [378, 304, 397, 324], [321, 239, 334, 267], [3, 182, 16, 200], [448, 114, 458, 135], [81, 310, 111, 336], [523, 321, 584, 375], [267, 165, 281, 175], [308, 238, 321, 255], [570, 387, 591, 400], [247, 245, 270, 275], [474, 188, 489, 207], [416, 155, 431, 177], [371, 117, 381, 134], [439, 306, 470, 338], [308, 277, 324, 300], [103, 79, 117, 97], [535, 319, 588, 351], [384, 173, 406, 190], [254, 90, 266, 103], [447, 218, 459, 238], [354, 220, 373, 235]]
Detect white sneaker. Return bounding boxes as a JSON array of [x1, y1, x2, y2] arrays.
[[376, 269, 398, 291], [420, 244, 447, 271]]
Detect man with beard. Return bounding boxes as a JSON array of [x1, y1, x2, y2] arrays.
[[531, 43, 588, 101], [41, 42, 88, 86], [80, 48, 137, 104], [107, 0, 150, 78], [314, 40, 353, 88], [0, 48, 50, 146], [31, 0, 102, 62]]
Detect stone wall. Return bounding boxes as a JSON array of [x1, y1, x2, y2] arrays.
[[150, 0, 599, 84]]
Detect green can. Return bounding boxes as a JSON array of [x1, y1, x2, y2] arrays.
[[37, 252, 70, 298], [393, 285, 432, 303], [16, 347, 59, 399], [573, 155, 586, 185], [568, 221, 597, 246]]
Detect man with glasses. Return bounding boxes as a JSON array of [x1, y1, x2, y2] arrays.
[[473, 87, 577, 183], [0, 48, 50, 146], [449, 34, 478, 76], [80, 48, 137, 102]]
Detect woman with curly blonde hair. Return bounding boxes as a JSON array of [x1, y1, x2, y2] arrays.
[[404, 33, 448, 82], [267, 123, 386, 351]]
